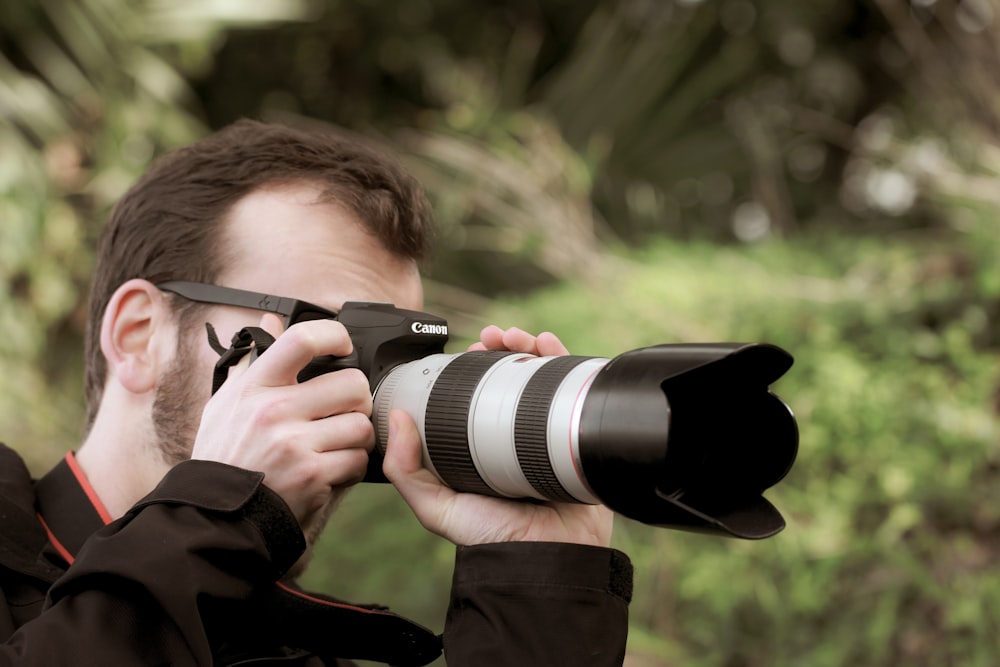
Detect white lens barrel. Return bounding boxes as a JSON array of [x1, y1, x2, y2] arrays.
[[372, 353, 455, 481], [372, 351, 606, 504]]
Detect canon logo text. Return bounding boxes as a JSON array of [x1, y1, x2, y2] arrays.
[[411, 322, 449, 336]]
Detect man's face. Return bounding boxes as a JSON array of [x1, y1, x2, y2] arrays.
[[151, 181, 424, 537]]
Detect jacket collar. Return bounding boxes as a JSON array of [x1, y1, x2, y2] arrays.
[[0, 444, 65, 583], [34, 452, 112, 565]]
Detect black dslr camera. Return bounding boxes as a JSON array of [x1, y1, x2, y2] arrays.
[[224, 301, 798, 540]]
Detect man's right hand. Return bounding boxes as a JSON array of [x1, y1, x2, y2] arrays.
[[190, 314, 374, 527]]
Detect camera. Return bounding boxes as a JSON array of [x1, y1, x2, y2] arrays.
[[255, 301, 799, 539]]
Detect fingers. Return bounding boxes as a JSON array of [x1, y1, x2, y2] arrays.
[[275, 368, 373, 423], [245, 318, 355, 388], [534, 331, 570, 356], [231, 322, 374, 458], [467, 324, 504, 351], [193, 314, 373, 525], [224, 315, 373, 434], [248, 402, 374, 455], [260, 441, 371, 518], [467, 325, 569, 357]]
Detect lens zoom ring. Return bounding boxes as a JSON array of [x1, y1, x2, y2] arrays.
[[514, 356, 589, 503], [424, 352, 513, 497]]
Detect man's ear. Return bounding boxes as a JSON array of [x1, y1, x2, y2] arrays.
[[99, 279, 176, 395]]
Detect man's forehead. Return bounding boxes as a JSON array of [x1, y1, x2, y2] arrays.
[[216, 184, 423, 311]]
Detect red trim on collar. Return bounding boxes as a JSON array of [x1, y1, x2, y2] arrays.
[[65, 452, 113, 525], [36, 512, 75, 565]]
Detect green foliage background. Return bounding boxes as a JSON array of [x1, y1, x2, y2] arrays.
[[3, 1, 1000, 665]]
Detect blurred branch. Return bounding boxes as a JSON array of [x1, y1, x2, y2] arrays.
[[874, 0, 1000, 136], [726, 98, 798, 236], [396, 120, 621, 288]]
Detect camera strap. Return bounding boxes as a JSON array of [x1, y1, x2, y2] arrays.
[[206, 324, 277, 394], [266, 582, 442, 666]]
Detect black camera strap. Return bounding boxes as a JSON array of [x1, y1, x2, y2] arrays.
[[206, 324, 277, 394], [266, 583, 442, 666]]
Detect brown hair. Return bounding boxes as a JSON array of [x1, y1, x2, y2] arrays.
[[84, 118, 433, 425]]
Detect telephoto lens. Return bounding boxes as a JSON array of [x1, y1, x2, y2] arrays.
[[209, 299, 798, 539], [372, 343, 798, 539]]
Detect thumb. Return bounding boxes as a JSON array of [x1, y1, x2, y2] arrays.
[[383, 409, 458, 539], [383, 410, 454, 501], [382, 409, 425, 480]]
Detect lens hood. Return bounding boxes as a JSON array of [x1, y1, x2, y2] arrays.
[[578, 343, 798, 539]]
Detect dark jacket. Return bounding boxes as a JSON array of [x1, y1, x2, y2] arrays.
[[0, 444, 632, 665]]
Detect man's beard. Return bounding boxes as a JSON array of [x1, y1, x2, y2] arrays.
[[151, 348, 204, 467]]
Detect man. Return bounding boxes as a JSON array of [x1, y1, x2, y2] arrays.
[[0, 119, 631, 665]]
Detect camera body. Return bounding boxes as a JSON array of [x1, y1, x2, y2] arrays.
[[252, 301, 798, 539], [294, 301, 450, 387]]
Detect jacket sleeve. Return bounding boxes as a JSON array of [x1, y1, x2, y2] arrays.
[[0, 460, 305, 667], [442, 541, 632, 666]]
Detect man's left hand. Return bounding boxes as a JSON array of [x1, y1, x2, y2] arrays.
[[381, 326, 614, 547]]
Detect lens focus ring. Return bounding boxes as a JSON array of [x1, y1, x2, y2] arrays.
[[424, 352, 514, 497], [514, 356, 589, 502]]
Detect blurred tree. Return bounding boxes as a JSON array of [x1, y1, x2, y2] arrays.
[[196, 0, 914, 258], [0, 0, 312, 467]]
